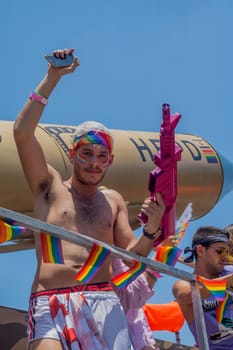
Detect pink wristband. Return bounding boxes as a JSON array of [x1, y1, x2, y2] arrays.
[[29, 92, 48, 105]]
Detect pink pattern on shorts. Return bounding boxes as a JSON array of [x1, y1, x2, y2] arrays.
[[49, 292, 108, 350]]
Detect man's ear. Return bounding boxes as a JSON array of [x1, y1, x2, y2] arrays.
[[196, 244, 204, 257], [108, 154, 114, 166]]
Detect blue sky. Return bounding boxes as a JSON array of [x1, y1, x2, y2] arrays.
[[1, 0, 233, 346]]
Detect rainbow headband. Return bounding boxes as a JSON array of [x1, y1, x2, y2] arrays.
[[71, 130, 113, 154]]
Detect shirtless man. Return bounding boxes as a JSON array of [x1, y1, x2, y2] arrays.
[[173, 226, 233, 349], [14, 48, 165, 350]]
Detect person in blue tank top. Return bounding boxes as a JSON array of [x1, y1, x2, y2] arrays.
[[172, 226, 233, 349]]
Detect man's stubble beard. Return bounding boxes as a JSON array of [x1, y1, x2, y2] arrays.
[[74, 168, 107, 186]]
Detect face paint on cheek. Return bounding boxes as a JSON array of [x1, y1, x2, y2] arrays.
[[75, 153, 87, 164], [101, 159, 109, 169], [101, 153, 112, 169]]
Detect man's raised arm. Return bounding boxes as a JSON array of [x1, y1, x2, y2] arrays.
[[14, 48, 80, 195]]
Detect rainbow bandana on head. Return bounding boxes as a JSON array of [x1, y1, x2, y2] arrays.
[[72, 130, 113, 154]]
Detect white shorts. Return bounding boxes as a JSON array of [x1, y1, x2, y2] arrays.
[[83, 291, 133, 350], [27, 284, 133, 350]]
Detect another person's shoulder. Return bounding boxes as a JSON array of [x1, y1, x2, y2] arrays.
[[172, 279, 191, 298], [173, 279, 190, 289]]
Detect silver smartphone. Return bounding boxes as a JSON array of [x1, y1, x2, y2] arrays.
[[45, 53, 74, 67]]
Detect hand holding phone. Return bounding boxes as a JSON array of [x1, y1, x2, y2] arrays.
[[45, 53, 74, 67]]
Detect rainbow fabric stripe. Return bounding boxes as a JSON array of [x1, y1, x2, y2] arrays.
[[216, 293, 231, 323], [197, 275, 226, 301], [72, 130, 113, 153], [111, 259, 146, 288], [75, 243, 111, 283], [176, 221, 189, 245], [155, 246, 182, 266], [0, 219, 26, 244], [200, 146, 218, 164], [175, 203, 192, 245], [40, 233, 64, 264]]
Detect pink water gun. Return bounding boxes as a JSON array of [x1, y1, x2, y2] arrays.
[[138, 103, 182, 247]]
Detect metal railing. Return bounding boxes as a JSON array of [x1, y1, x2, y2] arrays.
[[0, 206, 210, 349]]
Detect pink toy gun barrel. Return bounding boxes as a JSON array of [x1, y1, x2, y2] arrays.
[[138, 103, 182, 247]]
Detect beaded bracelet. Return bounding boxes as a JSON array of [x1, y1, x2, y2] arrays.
[[29, 91, 48, 105]]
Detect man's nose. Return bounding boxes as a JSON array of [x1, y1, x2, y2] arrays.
[[90, 155, 99, 166]]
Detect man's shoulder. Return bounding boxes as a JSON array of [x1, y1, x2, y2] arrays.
[[173, 278, 190, 289], [48, 164, 62, 178], [99, 186, 124, 200], [172, 279, 191, 298]]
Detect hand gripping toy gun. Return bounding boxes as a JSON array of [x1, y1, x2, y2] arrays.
[[138, 103, 182, 247]]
